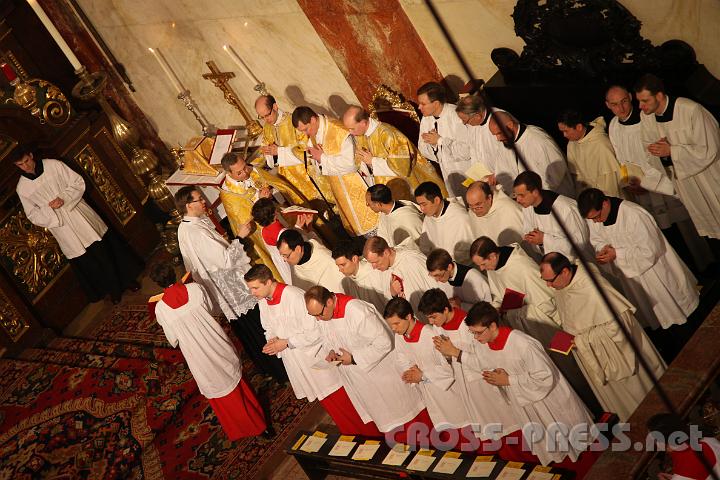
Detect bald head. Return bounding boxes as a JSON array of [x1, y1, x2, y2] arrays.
[[605, 85, 633, 120], [343, 105, 370, 136], [488, 111, 518, 148], [466, 181, 494, 217], [255, 94, 278, 124]]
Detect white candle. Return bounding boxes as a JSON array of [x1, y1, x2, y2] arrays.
[[222, 44, 260, 85], [27, 0, 82, 70], [148, 47, 185, 94]]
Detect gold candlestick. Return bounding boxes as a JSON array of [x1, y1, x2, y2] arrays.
[[72, 66, 182, 258]]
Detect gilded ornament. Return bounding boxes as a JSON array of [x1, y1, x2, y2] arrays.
[[0, 210, 65, 296], [368, 84, 420, 124], [74, 145, 136, 224]]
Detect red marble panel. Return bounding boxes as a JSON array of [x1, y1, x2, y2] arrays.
[[297, 0, 443, 108]]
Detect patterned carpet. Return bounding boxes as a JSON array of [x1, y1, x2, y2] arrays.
[[0, 304, 313, 479]]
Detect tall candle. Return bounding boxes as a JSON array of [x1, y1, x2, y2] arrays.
[[222, 44, 260, 85], [148, 47, 185, 94], [27, 0, 82, 70], [1, 63, 17, 82]]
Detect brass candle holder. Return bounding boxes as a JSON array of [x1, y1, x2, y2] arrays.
[[72, 66, 181, 258]]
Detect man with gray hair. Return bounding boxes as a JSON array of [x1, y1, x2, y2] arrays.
[[488, 111, 574, 197], [455, 94, 506, 186]]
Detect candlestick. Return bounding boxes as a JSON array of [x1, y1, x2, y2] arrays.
[[27, 0, 82, 70], [222, 44, 260, 85], [148, 47, 185, 94], [1, 63, 17, 82]]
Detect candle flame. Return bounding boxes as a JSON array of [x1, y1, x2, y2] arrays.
[[148, 47, 155, 53]]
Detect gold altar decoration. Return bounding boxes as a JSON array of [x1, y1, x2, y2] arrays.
[[74, 144, 136, 224], [0, 133, 18, 162], [368, 84, 420, 124], [202, 61, 263, 140], [0, 289, 29, 342], [2, 52, 72, 127], [0, 210, 66, 296], [181, 137, 219, 176], [72, 67, 181, 258]]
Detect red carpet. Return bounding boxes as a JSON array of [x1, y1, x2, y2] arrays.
[[0, 303, 314, 479]]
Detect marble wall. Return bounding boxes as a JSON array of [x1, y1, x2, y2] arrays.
[[76, 0, 359, 146], [75, 0, 720, 148]]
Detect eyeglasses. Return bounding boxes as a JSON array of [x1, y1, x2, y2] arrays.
[[309, 302, 327, 317], [188, 198, 205, 204], [541, 271, 562, 284], [471, 327, 489, 337], [257, 111, 274, 121]]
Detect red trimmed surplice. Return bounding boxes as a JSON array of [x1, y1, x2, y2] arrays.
[[207, 377, 266, 440]]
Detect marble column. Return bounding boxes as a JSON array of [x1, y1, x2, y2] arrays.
[[37, 0, 175, 170], [297, 0, 443, 107]]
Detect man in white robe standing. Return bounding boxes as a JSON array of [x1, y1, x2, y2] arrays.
[[455, 94, 506, 181], [277, 228, 345, 293], [331, 239, 390, 314], [245, 264, 379, 437], [175, 186, 288, 383], [577, 188, 699, 330], [365, 184, 423, 248], [540, 252, 666, 422], [557, 109, 623, 198], [14, 146, 141, 304], [415, 181, 475, 265], [513, 171, 592, 262], [304, 286, 430, 437], [605, 85, 713, 274], [417, 82, 471, 197], [363, 236, 452, 311], [426, 248, 491, 311], [466, 181, 524, 248], [436, 302, 595, 465], [635, 73, 720, 240], [488, 111, 574, 197]]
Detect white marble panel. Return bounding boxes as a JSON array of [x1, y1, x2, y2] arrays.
[[76, 0, 358, 146]]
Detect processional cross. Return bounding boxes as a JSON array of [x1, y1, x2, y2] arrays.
[[202, 61, 263, 139]]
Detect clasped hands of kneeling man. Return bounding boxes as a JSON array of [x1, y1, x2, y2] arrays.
[[432, 335, 509, 386], [326, 348, 354, 365]]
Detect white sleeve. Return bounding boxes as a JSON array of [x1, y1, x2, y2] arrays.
[[371, 157, 397, 177], [612, 209, 665, 277], [18, 191, 61, 229], [320, 136, 356, 175], [348, 304, 392, 371], [155, 307, 179, 348], [418, 118, 438, 162], [505, 340, 556, 407], [55, 161, 86, 211]]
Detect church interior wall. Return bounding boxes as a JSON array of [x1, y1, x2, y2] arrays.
[[76, 0, 720, 147]]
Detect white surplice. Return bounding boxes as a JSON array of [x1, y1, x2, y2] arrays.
[[291, 239, 346, 293], [521, 192, 592, 262], [430, 315, 520, 439], [376, 200, 424, 248], [609, 109, 715, 269], [177, 215, 257, 318], [639, 96, 720, 239], [155, 283, 242, 398], [258, 283, 342, 401], [466, 108, 506, 174], [341, 259, 391, 314], [566, 117, 622, 197], [394, 322, 471, 429], [486, 244, 560, 345], [462, 328, 595, 465], [418, 103, 471, 197], [443, 262, 491, 311], [17, 159, 108, 259], [418, 199, 475, 265], [468, 186, 525, 248], [551, 263, 666, 421], [389, 247, 453, 310], [492, 125, 574, 197], [586, 199, 698, 329], [315, 296, 425, 432]]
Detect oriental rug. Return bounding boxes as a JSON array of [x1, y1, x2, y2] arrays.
[[0, 303, 313, 479]]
